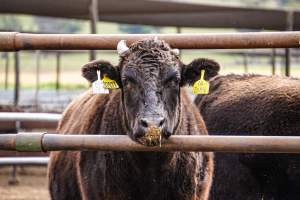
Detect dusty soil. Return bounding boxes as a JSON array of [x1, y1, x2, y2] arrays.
[[0, 166, 49, 200]]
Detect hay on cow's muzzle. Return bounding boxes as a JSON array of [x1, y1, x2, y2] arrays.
[[142, 126, 161, 146]]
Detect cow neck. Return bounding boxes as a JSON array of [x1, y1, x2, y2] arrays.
[[172, 88, 183, 136], [120, 89, 131, 135]]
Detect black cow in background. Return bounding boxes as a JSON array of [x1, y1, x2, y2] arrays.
[[195, 74, 300, 200]]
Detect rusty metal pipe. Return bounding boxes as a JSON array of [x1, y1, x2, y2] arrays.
[[1, 32, 300, 51], [0, 157, 49, 166], [0, 112, 61, 122], [1, 133, 300, 153], [0, 134, 16, 150], [41, 134, 300, 153]]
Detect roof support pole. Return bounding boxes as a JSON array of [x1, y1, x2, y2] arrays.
[[176, 27, 182, 58], [271, 49, 276, 75], [89, 0, 99, 61], [284, 11, 294, 76]]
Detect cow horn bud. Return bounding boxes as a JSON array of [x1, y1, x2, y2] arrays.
[[171, 49, 180, 56], [117, 40, 129, 56]]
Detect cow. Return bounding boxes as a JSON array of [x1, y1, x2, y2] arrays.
[[194, 74, 300, 200], [48, 38, 220, 200]]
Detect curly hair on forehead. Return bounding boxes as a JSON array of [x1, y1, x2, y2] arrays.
[[129, 38, 171, 52], [118, 39, 176, 67]]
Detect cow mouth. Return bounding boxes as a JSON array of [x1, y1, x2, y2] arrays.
[[137, 126, 163, 147]]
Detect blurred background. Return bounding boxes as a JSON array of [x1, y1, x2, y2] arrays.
[[0, 0, 299, 199]]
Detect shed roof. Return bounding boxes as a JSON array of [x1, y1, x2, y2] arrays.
[[0, 0, 299, 30]]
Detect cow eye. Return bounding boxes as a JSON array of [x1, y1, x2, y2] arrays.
[[164, 71, 179, 84], [123, 76, 137, 88], [164, 70, 179, 86], [164, 75, 179, 87]]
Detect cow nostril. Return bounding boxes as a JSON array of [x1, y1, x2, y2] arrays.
[[139, 117, 165, 128], [140, 119, 148, 128], [159, 118, 165, 127]]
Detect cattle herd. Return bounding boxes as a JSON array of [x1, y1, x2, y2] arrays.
[[44, 39, 300, 199]]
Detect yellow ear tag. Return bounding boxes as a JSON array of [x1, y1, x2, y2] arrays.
[[102, 74, 119, 89], [92, 70, 109, 94], [192, 70, 210, 94]]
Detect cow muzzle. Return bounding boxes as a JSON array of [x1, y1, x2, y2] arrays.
[[134, 117, 166, 146]]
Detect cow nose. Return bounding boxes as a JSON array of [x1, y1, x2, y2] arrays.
[[139, 117, 165, 128]]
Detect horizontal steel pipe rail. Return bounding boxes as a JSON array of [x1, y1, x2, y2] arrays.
[[0, 157, 49, 166], [1, 132, 300, 153], [0, 112, 61, 122], [1, 32, 300, 51], [0, 121, 58, 130]]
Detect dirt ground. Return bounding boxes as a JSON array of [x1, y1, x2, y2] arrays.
[[0, 166, 49, 200]]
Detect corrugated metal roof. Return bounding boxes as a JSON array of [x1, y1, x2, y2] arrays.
[[0, 0, 299, 30]]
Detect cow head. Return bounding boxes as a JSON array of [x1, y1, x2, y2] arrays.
[[82, 39, 220, 146]]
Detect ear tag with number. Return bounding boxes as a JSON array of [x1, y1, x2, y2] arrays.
[[102, 74, 119, 89], [192, 70, 209, 94], [92, 70, 109, 94]]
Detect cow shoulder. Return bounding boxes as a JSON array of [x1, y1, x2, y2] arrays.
[[57, 90, 113, 135]]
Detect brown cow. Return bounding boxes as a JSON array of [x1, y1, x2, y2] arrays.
[[195, 74, 300, 200], [48, 39, 220, 200]]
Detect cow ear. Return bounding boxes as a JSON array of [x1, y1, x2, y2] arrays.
[[81, 60, 121, 86], [180, 58, 220, 86]]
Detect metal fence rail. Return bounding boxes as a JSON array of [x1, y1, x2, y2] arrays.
[[1, 132, 300, 153], [1, 32, 300, 155], [0, 157, 49, 166], [0, 112, 61, 122], [1, 32, 300, 51]]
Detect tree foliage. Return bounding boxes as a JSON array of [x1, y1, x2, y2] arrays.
[[0, 15, 22, 31]]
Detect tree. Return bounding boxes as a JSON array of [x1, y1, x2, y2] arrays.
[[0, 15, 22, 31]]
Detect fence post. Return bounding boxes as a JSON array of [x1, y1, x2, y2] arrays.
[[243, 52, 248, 73], [35, 50, 41, 106], [271, 49, 276, 75], [55, 52, 61, 91], [4, 52, 9, 90], [13, 52, 20, 106]]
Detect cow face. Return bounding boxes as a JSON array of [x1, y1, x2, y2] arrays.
[[82, 39, 220, 146]]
